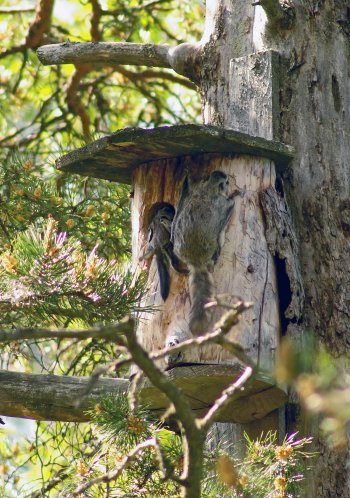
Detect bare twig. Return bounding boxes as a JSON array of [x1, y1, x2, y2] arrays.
[[116, 66, 197, 90], [69, 301, 254, 397], [0, 317, 132, 344], [72, 438, 158, 496], [0, 6, 35, 14], [124, 322, 204, 497], [199, 366, 253, 430], [27, 469, 69, 498], [151, 302, 254, 367]]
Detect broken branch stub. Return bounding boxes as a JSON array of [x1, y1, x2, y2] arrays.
[[37, 41, 202, 81]]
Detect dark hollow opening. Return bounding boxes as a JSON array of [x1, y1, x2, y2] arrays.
[[274, 255, 293, 335]]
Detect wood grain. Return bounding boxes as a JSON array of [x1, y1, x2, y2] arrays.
[[139, 364, 287, 423], [0, 370, 129, 422], [132, 153, 281, 373]]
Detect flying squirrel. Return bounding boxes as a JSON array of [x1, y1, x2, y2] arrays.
[[141, 204, 187, 301], [171, 171, 236, 335]]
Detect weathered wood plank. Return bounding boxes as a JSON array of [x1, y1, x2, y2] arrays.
[[0, 371, 129, 422], [139, 364, 287, 423], [229, 50, 280, 140], [0, 367, 286, 424], [57, 125, 294, 184]]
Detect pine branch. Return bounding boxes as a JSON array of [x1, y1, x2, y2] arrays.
[[72, 438, 159, 496], [0, 219, 146, 326]]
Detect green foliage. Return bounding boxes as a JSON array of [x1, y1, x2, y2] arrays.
[[0, 428, 32, 498], [37, 397, 314, 498], [296, 361, 350, 448], [0, 151, 131, 259], [91, 395, 156, 449], [59, 396, 182, 497], [0, 217, 146, 328], [207, 432, 314, 498], [0, 1, 202, 151], [0, 1, 204, 496]]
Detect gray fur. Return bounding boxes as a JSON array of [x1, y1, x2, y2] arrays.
[[142, 204, 186, 301], [172, 171, 235, 334]]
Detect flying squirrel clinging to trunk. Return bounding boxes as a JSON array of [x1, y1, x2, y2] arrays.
[[141, 203, 187, 301], [171, 171, 236, 335]]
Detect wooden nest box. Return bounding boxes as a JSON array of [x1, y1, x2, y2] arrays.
[[58, 122, 293, 426]]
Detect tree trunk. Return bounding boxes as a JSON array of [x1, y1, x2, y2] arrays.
[[132, 1, 290, 458], [197, 1, 350, 496], [132, 154, 280, 371], [262, 4, 350, 497]]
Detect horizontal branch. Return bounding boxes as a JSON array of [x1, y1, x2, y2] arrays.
[[0, 6, 35, 13], [78, 302, 254, 393], [0, 316, 134, 344], [37, 42, 172, 68], [37, 41, 201, 81], [0, 370, 129, 422]]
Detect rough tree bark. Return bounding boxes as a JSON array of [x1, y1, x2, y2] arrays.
[[203, 1, 350, 496]]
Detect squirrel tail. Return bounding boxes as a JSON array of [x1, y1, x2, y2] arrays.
[[189, 267, 214, 335], [156, 252, 171, 301]]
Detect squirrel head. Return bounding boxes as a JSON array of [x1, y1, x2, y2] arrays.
[[206, 170, 230, 195]]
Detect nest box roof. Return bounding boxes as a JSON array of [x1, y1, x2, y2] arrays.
[[139, 364, 287, 424], [57, 125, 294, 184]]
